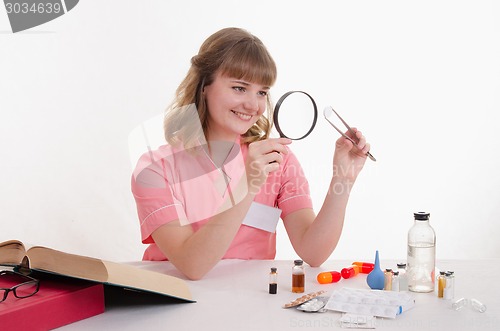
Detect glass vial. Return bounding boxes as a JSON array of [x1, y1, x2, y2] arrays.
[[269, 267, 278, 294], [443, 271, 454, 300], [437, 271, 446, 298], [292, 260, 305, 293], [392, 271, 400, 291], [407, 212, 436, 293], [396, 263, 408, 291], [384, 269, 393, 290]]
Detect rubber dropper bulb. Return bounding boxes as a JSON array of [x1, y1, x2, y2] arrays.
[[367, 250, 385, 290]]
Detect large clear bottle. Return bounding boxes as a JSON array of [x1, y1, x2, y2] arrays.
[[407, 212, 436, 292]]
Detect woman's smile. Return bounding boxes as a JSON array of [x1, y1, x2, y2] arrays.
[[231, 110, 253, 121]]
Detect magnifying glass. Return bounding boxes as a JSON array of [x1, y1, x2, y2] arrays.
[[273, 91, 318, 140], [272, 90, 376, 161]]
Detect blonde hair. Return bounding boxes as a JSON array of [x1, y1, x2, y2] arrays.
[[164, 27, 277, 148]]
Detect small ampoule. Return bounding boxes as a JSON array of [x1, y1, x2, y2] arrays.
[[452, 297, 467, 310], [384, 269, 393, 291], [470, 298, 487, 313], [452, 298, 487, 313], [269, 267, 278, 294], [292, 260, 305, 293]]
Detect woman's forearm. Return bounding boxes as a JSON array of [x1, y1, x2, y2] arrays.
[[295, 177, 354, 266], [153, 187, 255, 280]]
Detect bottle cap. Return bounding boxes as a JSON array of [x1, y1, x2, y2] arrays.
[[414, 212, 430, 220], [294, 259, 303, 265], [397, 263, 406, 268], [271, 267, 277, 272]]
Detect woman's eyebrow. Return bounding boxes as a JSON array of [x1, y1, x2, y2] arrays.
[[230, 79, 270, 90]]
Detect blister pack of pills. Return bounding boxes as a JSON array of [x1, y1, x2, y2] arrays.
[[296, 296, 329, 313], [324, 287, 415, 319], [282, 290, 326, 308]]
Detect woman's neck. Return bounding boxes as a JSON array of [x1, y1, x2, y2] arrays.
[[205, 135, 240, 168]]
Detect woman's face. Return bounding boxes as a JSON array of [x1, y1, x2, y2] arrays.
[[203, 72, 269, 141]]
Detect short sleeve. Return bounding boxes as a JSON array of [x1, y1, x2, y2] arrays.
[[276, 149, 313, 219], [131, 152, 188, 244]]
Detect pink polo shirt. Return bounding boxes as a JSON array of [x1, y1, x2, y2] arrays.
[[131, 138, 312, 261]]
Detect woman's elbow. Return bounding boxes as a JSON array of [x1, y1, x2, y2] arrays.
[[302, 254, 328, 268], [175, 263, 211, 281], [183, 270, 206, 281], [304, 259, 324, 268]]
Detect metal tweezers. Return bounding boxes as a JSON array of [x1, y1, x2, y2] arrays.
[[323, 106, 376, 162]]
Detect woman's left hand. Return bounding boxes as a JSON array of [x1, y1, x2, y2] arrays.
[[332, 128, 370, 182]]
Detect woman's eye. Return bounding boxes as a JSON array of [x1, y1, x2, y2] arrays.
[[258, 91, 268, 97], [233, 86, 245, 92]]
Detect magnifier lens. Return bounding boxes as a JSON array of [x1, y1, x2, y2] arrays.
[[273, 91, 317, 140]]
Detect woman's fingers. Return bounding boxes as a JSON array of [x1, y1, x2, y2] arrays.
[[245, 138, 292, 193], [250, 138, 291, 156]]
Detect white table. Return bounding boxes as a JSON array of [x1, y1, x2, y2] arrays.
[[62, 259, 499, 330]]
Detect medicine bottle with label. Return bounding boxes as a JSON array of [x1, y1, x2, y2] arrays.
[[407, 212, 436, 293]]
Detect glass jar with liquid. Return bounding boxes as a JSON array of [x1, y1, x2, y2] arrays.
[[407, 212, 436, 293]]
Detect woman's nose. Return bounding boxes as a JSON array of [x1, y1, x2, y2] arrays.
[[243, 94, 260, 112]]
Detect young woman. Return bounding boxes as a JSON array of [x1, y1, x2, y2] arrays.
[[131, 27, 371, 280]]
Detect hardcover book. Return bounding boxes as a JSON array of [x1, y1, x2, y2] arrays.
[[0, 273, 104, 331], [0, 239, 194, 302]]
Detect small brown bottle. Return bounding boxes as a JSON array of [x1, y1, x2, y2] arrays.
[[292, 260, 305, 293], [269, 267, 278, 294]]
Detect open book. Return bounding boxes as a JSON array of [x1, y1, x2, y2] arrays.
[[0, 239, 194, 302]]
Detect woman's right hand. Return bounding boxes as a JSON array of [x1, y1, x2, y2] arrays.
[[245, 138, 292, 195]]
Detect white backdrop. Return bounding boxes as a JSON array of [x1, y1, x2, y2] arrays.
[[1, 0, 499, 263]]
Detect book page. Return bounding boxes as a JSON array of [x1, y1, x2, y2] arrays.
[[0, 240, 26, 265], [20, 245, 193, 302], [26, 246, 108, 282], [103, 261, 193, 301]]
